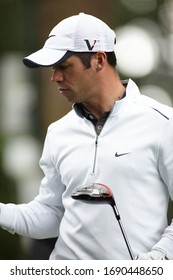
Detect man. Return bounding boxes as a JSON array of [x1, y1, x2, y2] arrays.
[[0, 12, 173, 260]]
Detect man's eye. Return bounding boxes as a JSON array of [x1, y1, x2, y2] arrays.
[[59, 64, 68, 70], [52, 64, 70, 72]]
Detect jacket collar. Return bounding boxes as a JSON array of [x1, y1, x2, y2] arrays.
[[73, 79, 140, 118]]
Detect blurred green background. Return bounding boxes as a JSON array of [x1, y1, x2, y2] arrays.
[[0, 0, 173, 259]]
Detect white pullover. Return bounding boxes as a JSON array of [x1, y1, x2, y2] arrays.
[[0, 79, 173, 259]]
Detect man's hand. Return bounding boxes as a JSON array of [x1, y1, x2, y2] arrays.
[[136, 249, 167, 260]]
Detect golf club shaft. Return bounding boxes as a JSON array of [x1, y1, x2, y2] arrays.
[[112, 205, 134, 260]]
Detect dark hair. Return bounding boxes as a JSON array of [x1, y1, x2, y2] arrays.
[[74, 51, 117, 69], [106, 52, 117, 68]]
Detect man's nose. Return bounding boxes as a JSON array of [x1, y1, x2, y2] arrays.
[[51, 69, 63, 82]]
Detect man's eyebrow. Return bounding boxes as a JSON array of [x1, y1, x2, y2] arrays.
[[53, 61, 65, 68]]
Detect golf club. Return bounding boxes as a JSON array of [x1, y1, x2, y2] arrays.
[[71, 182, 134, 260]]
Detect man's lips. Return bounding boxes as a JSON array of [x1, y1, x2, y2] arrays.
[[59, 87, 66, 91], [58, 88, 71, 96], [58, 88, 68, 92]]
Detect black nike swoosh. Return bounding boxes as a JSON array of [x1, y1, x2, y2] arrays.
[[115, 152, 130, 157], [47, 35, 56, 39]]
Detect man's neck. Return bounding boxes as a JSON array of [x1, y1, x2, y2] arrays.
[[83, 87, 126, 119]]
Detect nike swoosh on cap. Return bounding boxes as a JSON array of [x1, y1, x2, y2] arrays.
[[47, 35, 56, 39]]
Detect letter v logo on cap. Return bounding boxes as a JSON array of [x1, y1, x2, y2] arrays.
[[84, 39, 98, 50]]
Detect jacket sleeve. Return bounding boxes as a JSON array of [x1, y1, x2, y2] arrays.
[[0, 128, 66, 239], [153, 116, 173, 259]]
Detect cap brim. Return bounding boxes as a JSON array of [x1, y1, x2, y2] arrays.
[[23, 48, 73, 68]]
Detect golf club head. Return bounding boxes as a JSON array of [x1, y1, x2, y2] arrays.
[[71, 183, 134, 260], [71, 183, 115, 205]]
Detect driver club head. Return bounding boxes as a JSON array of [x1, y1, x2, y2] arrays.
[[71, 182, 134, 260], [71, 183, 115, 205]]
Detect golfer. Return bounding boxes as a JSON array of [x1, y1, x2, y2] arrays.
[[0, 13, 173, 260]]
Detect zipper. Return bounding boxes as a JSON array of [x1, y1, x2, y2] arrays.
[[92, 135, 98, 174]]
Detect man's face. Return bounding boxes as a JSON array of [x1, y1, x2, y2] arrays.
[[51, 54, 97, 104]]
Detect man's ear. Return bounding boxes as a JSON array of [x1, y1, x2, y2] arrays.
[[95, 52, 106, 70]]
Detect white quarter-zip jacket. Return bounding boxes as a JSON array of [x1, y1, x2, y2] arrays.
[[0, 79, 173, 259]]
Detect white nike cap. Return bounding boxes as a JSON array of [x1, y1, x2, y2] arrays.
[[23, 12, 116, 68]]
